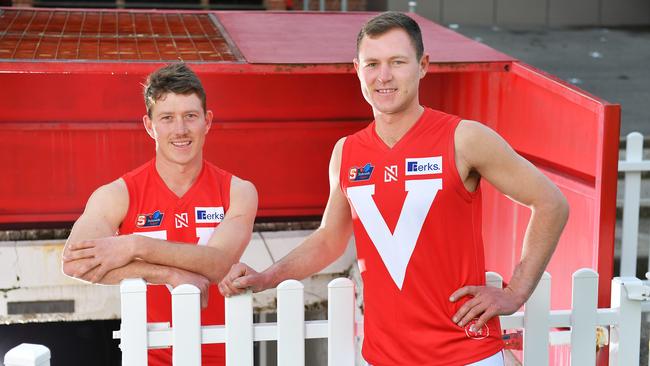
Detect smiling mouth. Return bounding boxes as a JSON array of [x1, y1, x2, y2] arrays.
[[376, 88, 397, 94], [171, 141, 192, 147]]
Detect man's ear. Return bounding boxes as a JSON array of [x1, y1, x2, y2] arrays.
[[143, 114, 156, 139], [353, 58, 360, 74], [204, 110, 213, 134], [419, 53, 429, 79]]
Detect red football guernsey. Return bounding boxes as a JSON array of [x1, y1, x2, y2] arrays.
[[341, 108, 504, 365], [119, 158, 232, 366]]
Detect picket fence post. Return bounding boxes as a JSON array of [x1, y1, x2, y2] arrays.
[[277, 280, 305, 366], [172, 284, 201, 366], [327, 278, 355, 366], [226, 289, 253, 366], [609, 276, 643, 366], [523, 272, 550, 366], [621, 132, 644, 277], [120, 278, 148, 366], [570, 268, 598, 365]]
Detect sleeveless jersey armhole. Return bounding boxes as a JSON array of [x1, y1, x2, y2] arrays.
[[447, 118, 482, 202], [119, 174, 137, 233], [339, 137, 351, 197], [223, 172, 233, 213]]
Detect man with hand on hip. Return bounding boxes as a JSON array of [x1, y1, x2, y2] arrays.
[[219, 12, 568, 365]]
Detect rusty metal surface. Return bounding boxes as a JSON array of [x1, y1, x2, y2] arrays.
[[0, 8, 242, 61]]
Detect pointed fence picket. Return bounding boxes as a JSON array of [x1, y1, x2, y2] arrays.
[[112, 269, 648, 366]]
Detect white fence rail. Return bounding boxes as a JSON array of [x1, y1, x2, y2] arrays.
[[110, 268, 648, 366], [113, 278, 356, 366], [619, 131, 650, 279]]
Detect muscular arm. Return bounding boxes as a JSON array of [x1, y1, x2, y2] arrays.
[[219, 138, 353, 295], [450, 120, 569, 328], [64, 177, 257, 285], [62, 179, 184, 286], [131, 177, 257, 283]]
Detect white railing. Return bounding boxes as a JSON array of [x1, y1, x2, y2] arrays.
[[110, 268, 648, 366], [114, 278, 356, 366], [487, 269, 648, 366], [619, 131, 650, 279]]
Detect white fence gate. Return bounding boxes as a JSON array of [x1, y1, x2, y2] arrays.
[[111, 269, 648, 366], [619, 132, 650, 279]]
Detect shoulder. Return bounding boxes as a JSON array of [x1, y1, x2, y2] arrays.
[[227, 176, 258, 213], [333, 136, 348, 156], [230, 176, 257, 197], [90, 178, 128, 205], [84, 178, 129, 223], [455, 119, 516, 169]]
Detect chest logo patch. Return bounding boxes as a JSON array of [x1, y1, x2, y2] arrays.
[[405, 156, 442, 176], [136, 210, 164, 228], [195, 207, 225, 224], [349, 163, 374, 182], [384, 165, 398, 183], [175, 213, 189, 228], [347, 178, 442, 290]]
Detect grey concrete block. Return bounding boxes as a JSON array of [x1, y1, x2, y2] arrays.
[[442, 0, 495, 25], [549, 0, 599, 26], [388, 0, 442, 21], [601, 0, 650, 25], [414, 0, 443, 23], [497, 0, 548, 26]]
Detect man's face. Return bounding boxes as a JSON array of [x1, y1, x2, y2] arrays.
[[354, 28, 428, 116], [143, 92, 212, 166]]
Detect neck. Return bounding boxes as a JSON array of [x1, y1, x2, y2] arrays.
[[374, 104, 425, 148], [155, 155, 203, 197]]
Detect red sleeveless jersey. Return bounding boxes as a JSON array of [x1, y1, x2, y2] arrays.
[[341, 108, 504, 365], [119, 159, 232, 365]]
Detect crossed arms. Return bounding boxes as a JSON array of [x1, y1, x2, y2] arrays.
[[62, 176, 257, 306]]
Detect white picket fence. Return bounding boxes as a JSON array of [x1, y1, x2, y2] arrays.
[[107, 268, 649, 366], [619, 132, 650, 279], [114, 278, 356, 366]]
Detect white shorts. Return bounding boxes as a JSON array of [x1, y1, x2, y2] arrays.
[[364, 350, 504, 366], [467, 350, 504, 366]]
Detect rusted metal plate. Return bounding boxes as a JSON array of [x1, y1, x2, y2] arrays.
[[0, 9, 242, 61]]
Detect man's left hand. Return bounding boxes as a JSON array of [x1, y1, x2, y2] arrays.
[[62, 236, 135, 283], [449, 285, 525, 332]]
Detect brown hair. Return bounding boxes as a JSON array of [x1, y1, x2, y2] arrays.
[[356, 12, 424, 60], [143, 63, 206, 118]]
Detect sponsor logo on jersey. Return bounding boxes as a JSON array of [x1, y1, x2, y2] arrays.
[[464, 318, 490, 340], [136, 210, 164, 228], [175, 213, 189, 228], [349, 163, 374, 182], [405, 156, 442, 176], [384, 165, 398, 182], [195, 207, 225, 224]]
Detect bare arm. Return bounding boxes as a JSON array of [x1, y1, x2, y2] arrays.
[[450, 120, 569, 329], [219, 138, 353, 295], [64, 176, 257, 284], [61, 179, 193, 286], [131, 177, 257, 283]]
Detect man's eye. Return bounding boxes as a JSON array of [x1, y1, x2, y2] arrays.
[[366, 63, 377, 68]]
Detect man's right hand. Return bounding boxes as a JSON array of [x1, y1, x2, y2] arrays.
[[170, 268, 211, 308], [218, 263, 268, 297]]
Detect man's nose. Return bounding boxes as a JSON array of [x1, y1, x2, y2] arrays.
[[377, 64, 392, 84], [173, 116, 189, 134]]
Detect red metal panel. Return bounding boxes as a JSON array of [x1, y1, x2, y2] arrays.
[[216, 11, 514, 64], [416, 65, 619, 311]]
